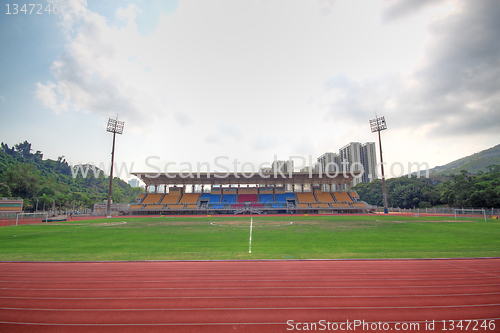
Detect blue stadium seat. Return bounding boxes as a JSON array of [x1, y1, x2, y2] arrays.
[[211, 204, 224, 209], [260, 194, 274, 203], [222, 194, 236, 204], [209, 195, 221, 204]]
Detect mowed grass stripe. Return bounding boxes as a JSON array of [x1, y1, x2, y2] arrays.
[[0, 215, 498, 261]]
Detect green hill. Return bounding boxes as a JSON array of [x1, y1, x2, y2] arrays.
[[427, 144, 500, 175], [0, 140, 142, 212]]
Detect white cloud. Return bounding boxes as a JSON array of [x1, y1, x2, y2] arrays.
[[36, 1, 169, 131], [33, 0, 500, 173]]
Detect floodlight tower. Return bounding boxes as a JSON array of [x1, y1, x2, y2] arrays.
[[370, 116, 389, 214], [106, 117, 124, 217]]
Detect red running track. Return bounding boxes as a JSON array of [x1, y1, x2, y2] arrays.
[[0, 259, 499, 332]]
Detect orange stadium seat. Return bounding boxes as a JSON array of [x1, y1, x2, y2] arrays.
[[142, 194, 164, 205], [144, 204, 164, 210], [180, 193, 200, 204], [332, 192, 353, 203], [311, 203, 330, 208], [296, 193, 317, 203], [166, 204, 184, 210], [161, 189, 182, 205], [331, 203, 351, 209], [315, 192, 334, 203]]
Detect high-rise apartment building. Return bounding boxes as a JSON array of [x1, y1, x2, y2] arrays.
[[316, 142, 377, 188], [360, 142, 377, 183]]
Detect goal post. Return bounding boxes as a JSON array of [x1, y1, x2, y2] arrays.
[[15, 212, 49, 226], [454, 209, 487, 222]]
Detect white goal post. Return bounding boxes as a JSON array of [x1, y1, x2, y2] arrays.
[[15, 212, 49, 226], [454, 209, 487, 222]]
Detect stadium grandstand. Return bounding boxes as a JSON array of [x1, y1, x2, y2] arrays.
[[126, 171, 371, 215]]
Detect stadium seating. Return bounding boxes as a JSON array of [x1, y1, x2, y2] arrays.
[[311, 203, 330, 208], [180, 193, 200, 204], [315, 192, 335, 203], [130, 188, 363, 213], [211, 204, 224, 209], [160, 194, 180, 205], [296, 193, 317, 203], [275, 193, 295, 204], [137, 193, 145, 201], [142, 194, 164, 205], [166, 204, 184, 210], [332, 192, 353, 203], [259, 194, 274, 203], [209, 195, 221, 204], [222, 194, 236, 204], [144, 204, 163, 210], [238, 194, 257, 202], [331, 203, 351, 208]]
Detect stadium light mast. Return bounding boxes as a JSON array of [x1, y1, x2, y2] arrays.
[[370, 116, 389, 214], [106, 117, 124, 218]]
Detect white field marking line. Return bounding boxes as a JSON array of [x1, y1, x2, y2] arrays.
[[249, 218, 253, 254]]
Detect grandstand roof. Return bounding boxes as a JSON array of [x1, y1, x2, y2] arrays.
[[132, 171, 360, 187]]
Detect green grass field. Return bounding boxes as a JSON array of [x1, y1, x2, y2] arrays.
[[0, 215, 499, 261]]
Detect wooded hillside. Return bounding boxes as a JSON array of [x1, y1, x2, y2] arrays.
[[0, 141, 142, 211]]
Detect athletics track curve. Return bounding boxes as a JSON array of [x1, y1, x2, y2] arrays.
[[0, 259, 499, 332]]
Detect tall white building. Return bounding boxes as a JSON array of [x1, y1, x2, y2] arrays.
[[271, 160, 294, 174], [317, 152, 340, 174], [318, 142, 377, 189], [360, 142, 378, 183], [339, 142, 363, 186], [317, 152, 341, 191]]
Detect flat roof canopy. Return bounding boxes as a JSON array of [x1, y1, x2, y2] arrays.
[[132, 171, 360, 188]]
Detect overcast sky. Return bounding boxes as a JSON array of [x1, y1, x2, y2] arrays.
[[1, 0, 499, 182]]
